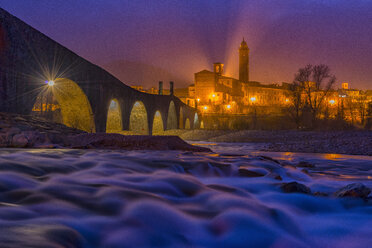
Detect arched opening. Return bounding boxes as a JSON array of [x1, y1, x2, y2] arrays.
[[152, 111, 164, 135], [200, 120, 204, 129], [31, 78, 95, 132], [167, 101, 177, 130], [106, 99, 122, 133], [194, 113, 199, 128], [179, 107, 184, 129], [185, 118, 191, 129], [129, 101, 148, 135]]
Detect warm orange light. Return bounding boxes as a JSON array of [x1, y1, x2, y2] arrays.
[[226, 104, 231, 109], [212, 94, 216, 98], [203, 106, 208, 110], [329, 99, 335, 105], [285, 98, 289, 103], [250, 97, 256, 102], [197, 98, 200, 102]]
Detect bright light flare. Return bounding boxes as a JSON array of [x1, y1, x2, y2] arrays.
[[226, 104, 231, 109], [203, 106, 208, 110], [47, 80, 55, 86], [329, 99, 335, 105], [250, 97, 256, 102]]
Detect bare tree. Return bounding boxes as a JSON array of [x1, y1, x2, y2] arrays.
[[294, 64, 336, 128], [286, 82, 304, 129], [355, 95, 368, 126]]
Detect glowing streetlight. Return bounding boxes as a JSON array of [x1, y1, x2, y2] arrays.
[[285, 98, 289, 103], [329, 99, 335, 105], [203, 106, 208, 111], [250, 97, 256, 102], [197, 98, 200, 102], [212, 94, 216, 98], [226, 104, 231, 109], [47, 80, 55, 86]]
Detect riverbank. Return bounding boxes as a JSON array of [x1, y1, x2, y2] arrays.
[[161, 129, 372, 156], [1, 112, 370, 155], [0, 112, 209, 151]]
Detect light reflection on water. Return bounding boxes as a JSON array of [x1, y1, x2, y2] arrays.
[[194, 141, 372, 161]]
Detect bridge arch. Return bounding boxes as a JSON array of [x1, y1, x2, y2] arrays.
[[194, 113, 200, 129], [167, 101, 178, 130], [106, 99, 122, 133], [185, 118, 191, 129], [31, 78, 95, 132], [129, 101, 149, 135], [152, 110, 164, 135]]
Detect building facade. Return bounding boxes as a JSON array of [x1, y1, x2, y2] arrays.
[[129, 39, 371, 129]]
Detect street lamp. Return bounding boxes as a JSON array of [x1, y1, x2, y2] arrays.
[[250, 97, 256, 102], [46, 80, 55, 86]]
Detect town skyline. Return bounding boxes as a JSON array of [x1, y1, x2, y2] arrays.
[[0, 0, 371, 89]]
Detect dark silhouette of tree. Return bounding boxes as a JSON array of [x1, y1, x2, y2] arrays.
[[293, 64, 336, 128], [356, 95, 368, 126], [286, 82, 304, 129], [366, 102, 372, 129]]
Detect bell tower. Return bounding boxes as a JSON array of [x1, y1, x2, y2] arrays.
[[239, 37, 249, 83], [213, 63, 224, 76]]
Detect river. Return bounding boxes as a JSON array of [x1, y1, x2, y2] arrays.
[[0, 143, 371, 247]]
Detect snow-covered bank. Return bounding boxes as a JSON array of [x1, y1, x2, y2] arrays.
[[0, 147, 371, 247], [163, 129, 372, 156]]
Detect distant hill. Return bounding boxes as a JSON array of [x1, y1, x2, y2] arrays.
[[102, 60, 188, 88]]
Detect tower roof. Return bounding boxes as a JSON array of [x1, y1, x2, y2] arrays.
[[240, 37, 248, 49]]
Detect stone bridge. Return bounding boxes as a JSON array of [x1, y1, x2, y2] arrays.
[[0, 8, 200, 134]]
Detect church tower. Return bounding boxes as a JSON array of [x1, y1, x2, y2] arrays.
[[239, 38, 249, 83]]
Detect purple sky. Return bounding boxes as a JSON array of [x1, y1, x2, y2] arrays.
[[1, 0, 371, 89]]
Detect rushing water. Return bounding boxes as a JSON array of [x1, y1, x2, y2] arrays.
[[0, 144, 371, 248]]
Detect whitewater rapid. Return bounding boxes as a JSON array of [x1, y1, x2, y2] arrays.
[[0, 144, 371, 247]]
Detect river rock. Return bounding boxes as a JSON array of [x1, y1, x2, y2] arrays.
[[281, 181, 311, 194], [11, 133, 29, 147], [5, 127, 21, 136], [296, 161, 315, 168], [334, 183, 371, 199], [238, 168, 265, 177]]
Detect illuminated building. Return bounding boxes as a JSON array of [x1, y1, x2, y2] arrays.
[[189, 39, 290, 114], [129, 39, 371, 129], [130, 85, 145, 92]]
